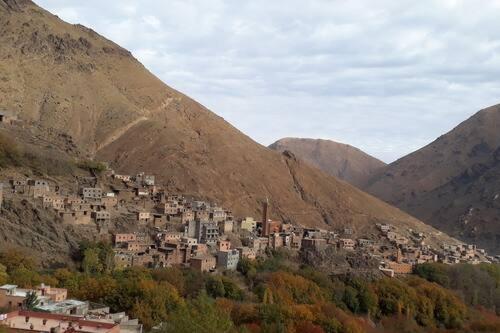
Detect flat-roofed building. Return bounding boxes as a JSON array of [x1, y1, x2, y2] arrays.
[[0, 310, 120, 333], [190, 255, 216, 272]]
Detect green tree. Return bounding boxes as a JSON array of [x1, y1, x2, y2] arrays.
[[82, 248, 103, 275], [206, 276, 226, 298], [162, 292, 234, 333], [343, 286, 360, 313], [0, 263, 8, 285], [24, 291, 39, 310]]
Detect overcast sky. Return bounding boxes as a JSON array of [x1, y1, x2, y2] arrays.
[[37, 0, 500, 162]]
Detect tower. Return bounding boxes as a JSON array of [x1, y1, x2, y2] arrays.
[[262, 198, 270, 236]]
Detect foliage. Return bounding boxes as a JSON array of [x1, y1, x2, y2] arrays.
[[79, 241, 115, 274], [161, 292, 234, 333], [0, 133, 76, 175], [0, 263, 8, 285], [23, 291, 39, 310], [1, 248, 499, 332], [416, 263, 500, 314], [77, 159, 107, 174]]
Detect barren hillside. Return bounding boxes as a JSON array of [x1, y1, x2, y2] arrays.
[[365, 105, 500, 253], [0, 0, 458, 246], [269, 138, 386, 187]]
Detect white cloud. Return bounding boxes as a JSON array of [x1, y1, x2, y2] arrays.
[[35, 0, 500, 162]]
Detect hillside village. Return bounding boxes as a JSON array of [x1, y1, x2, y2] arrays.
[[0, 166, 496, 279]]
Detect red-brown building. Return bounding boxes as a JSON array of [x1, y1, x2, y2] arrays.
[[0, 311, 120, 333]]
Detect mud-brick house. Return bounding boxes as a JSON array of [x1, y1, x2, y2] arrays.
[[0, 285, 26, 310], [101, 193, 118, 208], [137, 212, 152, 223], [338, 238, 356, 251], [42, 195, 64, 210], [114, 233, 137, 244], [190, 255, 216, 272], [237, 246, 257, 260], [164, 201, 181, 215], [114, 174, 131, 182], [301, 237, 328, 252], [218, 220, 234, 234], [195, 210, 210, 222], [211, 207, 227, 222], [10, 179, 27, 194], [0, 111, 17, 125], [181, 209, 194, 223], [217, 240, 231, 252], [153, 214, 167, 228], [59, 210, 91, 225], [30, 180, 50, 198]]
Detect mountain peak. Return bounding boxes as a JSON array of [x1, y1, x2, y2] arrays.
[[269, 137, 386, 187]]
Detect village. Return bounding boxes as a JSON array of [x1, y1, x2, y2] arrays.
[[0, 167, 497, 333], [0, 147, 498, 333], [0, 168, 496, 278]]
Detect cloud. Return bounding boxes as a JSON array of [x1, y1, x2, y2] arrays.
[[36, 0, 500, 162]]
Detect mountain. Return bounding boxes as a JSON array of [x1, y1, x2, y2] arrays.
[[0, 0, 458, 247], [269, 138, 386, 187], [364, 104, 500, 253]]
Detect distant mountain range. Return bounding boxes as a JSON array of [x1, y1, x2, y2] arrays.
[[0, 0, 452, 245], [364, 105, 500, 253], [273, 107, 500, 253], [269, 138, 386, 187]]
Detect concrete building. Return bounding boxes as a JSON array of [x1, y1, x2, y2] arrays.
[[199, 221, 219, 245], [217, 249, 240, 270], [239, 217, 256, 233], [81, 187, 103, 200], [92, 211, 111, 223]]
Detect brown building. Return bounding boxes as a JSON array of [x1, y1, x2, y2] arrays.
[[114, 233, 137, 244], [0, 310, 120, 333], [217, 240, 231, 252], [0, 285, 26, 310], [386, 261, 413, 274], [301, 238, 327, 252], [190, 255, 216, 272]]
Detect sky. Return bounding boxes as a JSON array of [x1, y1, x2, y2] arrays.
[[37, 0, 500, 163]]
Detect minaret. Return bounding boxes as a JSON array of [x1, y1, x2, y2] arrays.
[[262, 197, 269, 236]]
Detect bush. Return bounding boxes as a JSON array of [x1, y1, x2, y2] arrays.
[[77, 159, 107, 174]]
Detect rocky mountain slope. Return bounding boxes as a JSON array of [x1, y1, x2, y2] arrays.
[[0, 0, 458, 246], [364, 105, 500, 253], [269, 138, 386, 187]]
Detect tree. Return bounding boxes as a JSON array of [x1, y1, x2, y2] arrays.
[[0, 264, 8, 285], [82, 248, 103, 275], [162, 292, 234, 333], [206, 276, 226, 298], [24, 291, 39, 310]]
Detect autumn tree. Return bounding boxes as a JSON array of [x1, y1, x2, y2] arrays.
[[161, 292, 234, 333]]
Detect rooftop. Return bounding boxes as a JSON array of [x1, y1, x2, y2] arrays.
[[0, 311, 118, 333]]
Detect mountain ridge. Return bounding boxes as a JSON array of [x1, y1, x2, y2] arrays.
[[269, 137, 386, 187], [364, 104, 500, 253], [0, 0, 459, 246]]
